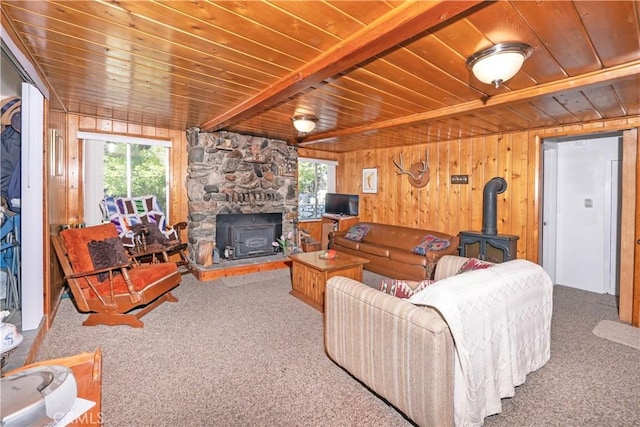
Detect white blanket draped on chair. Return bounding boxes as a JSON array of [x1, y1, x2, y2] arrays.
[[409, 259, 553, 427]]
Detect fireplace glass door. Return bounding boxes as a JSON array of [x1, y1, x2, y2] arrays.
[[231, 224, 277, 259], [459, 231, 519, 263]]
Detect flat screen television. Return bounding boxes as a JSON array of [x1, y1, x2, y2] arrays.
[[324, 193, 359, 216]]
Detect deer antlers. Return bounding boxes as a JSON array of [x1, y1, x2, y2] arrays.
[[392, 151, 431, 188]]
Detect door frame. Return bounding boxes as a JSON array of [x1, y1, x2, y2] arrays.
[[541, 142, 558, 284], [541, 133, 621, 294], [538, 127, 637, 322]]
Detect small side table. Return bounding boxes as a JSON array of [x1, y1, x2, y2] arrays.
[[289, 251, 369, 312], [3, 349, 103, 426]]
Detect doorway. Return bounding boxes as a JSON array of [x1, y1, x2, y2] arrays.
[[1, 41, 46, 332], [541, 132, 622, 295]]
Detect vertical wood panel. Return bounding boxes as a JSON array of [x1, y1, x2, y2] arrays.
[[169, 129, 188, 239], [67, 115, 81, 225], [484, 135, 500, 235], [633, 128, 640, 326], [449, 140, 461, 233], [426, 143, 439, 227], [334, 116, 639, 265], [458, 136, 472, 231], [47, 107, 68, 328], [619, 128, 638, 323], [497, 134, 512, 235], [511, 132, 529, 259], [470, 136, 485, 232], [439, 142, 452, 233], [527, 135, 541, 263]]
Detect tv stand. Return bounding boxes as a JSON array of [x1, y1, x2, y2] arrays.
[[321, 214, 359, 249]]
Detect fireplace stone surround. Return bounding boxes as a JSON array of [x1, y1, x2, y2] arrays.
[[186, 128, 298, 267]]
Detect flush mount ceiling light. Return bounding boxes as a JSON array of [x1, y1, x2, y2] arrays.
[[292, 114, 318, 133], [466, 42, 533, 88]]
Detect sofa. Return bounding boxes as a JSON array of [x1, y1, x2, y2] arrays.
[[329, 222, 460, 280], [324, 255, 553, 426]]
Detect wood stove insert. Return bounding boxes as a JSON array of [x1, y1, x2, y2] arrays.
[[216, 213, 282, 260]]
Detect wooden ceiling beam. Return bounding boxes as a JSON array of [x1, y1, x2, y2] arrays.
[[199, 0, 484, 132], [299, 60, 640, 145]]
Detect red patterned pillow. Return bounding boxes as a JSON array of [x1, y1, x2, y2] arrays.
[[344, 224, 370, 242], [412, 234, 451, 255], [456, 258, 494, 275], [379, 278, 434, 299]]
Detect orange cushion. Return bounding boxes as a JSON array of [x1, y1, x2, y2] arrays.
[[82, 263, 177, 299], [61, 224, 120, 274]]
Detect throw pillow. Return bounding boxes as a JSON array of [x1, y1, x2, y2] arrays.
[[379, 278, 434, 299], [87, 237, 129, 281], [412, 234, 451, 256], [344, 224, 370, 242], [456, 258, 494, 275]]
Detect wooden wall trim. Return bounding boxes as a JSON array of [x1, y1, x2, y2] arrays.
[[540, 123, 637, 325], [619, 128, 638, 324], [634, 129, 640, 327]]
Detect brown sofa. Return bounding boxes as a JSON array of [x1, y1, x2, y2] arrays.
[[329, 222, 460, 280]]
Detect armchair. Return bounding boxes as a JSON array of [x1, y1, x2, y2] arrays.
[[52, 223, 181, 327]]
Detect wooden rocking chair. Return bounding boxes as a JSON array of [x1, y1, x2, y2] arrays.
[[52, 223, 181, 328]]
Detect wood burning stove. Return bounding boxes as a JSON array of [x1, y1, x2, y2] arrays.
[[459, 177, 519, 263], [216, 213, 282, 260]]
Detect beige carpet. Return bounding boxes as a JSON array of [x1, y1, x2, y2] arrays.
[[34, 272, 640, 426], [593, 319, 640, 350]]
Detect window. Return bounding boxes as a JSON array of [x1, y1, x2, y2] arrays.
[[103, 142, 169, 209], [80, 132, 171, 226], [297, 158, 336, 220]]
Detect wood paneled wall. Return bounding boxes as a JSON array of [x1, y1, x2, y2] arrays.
[[300, 117, 640, 265], [332, 131, 538, 260], [46, 108, 68, 328], [48, 114, 637, 326]]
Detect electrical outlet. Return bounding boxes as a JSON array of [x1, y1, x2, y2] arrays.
[[451, 175, 469, 184]]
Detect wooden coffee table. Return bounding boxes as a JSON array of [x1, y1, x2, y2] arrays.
[[289, 251, 369, 312]]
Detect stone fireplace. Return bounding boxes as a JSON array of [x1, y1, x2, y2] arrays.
[[185, 128, 298, 266]]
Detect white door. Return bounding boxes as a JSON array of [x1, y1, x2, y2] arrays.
[[21, 82, 44, 330]]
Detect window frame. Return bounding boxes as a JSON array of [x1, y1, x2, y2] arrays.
[[79, 131, 171, 226], [297, 157, 337, 221]]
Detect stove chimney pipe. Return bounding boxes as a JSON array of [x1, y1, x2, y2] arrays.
[[482, 177, 507, 236]]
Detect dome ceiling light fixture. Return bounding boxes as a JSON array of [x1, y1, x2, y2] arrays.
[[292, 114, 318, 134], [466, 42, 533, 88]]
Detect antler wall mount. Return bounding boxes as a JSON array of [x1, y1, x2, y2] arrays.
[[392, 151, 430, 188]]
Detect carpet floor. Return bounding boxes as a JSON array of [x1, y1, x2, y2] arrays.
[[36, 269, 640, 426]]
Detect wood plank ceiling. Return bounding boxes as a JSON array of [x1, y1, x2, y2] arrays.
[[2, 1, 639, 152]]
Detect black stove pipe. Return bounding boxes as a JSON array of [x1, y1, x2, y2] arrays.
[[482, 177, 507, 236]]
